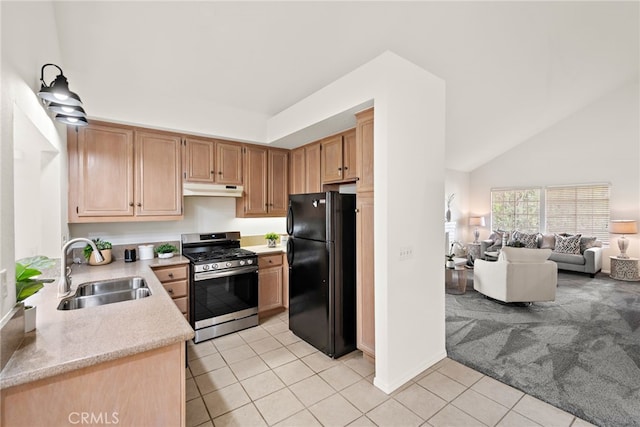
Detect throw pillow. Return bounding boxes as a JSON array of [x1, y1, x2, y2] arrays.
[[554, 234, 582, 254], [580, 236, 598, 253], [513, 231, 538, 248], [539, 233, 555, 250]]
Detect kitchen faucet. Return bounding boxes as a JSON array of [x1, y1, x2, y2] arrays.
[[59, 238, 103, 297]]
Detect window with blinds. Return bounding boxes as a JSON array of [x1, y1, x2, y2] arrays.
[[545, 184, 610, 242], [491, 188, 541, 233]]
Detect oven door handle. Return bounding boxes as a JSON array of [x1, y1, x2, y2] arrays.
[[194, 265, 259, 281]]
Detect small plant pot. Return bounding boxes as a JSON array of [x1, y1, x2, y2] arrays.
[[158, 252, 174, 259], [267, 239, 277, 248], [24, 305, 36, 332], [89, 249, 112, 266]]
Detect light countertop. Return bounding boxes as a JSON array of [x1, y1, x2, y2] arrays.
[[244, 245, 286, 255], [1, 256, 194, 390]]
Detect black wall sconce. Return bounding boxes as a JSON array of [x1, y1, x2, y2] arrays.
[[37, 63, 88, 126]]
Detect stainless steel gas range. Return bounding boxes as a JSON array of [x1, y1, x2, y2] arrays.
[[181, 231, 259, 343]]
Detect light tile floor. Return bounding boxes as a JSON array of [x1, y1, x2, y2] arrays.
[[186, 312, 594, 427]]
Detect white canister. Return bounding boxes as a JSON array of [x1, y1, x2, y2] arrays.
[[280, 235, 289, 247], [138, 244, 155, 260]]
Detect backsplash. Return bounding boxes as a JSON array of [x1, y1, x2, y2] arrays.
[[70, 240, 181, 264]]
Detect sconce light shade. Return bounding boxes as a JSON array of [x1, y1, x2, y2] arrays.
[[47, 103, 86, 118], [37, 73, 83, 106], [54, 114, 88, 126], [610, 220, 638, 259]]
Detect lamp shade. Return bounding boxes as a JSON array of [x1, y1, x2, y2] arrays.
[[37, 74, 83, 106], [469, 216, 486, 227], [47, 103, 86, 118], [610, 220, 638, 235], [55, 114, 88, 126]]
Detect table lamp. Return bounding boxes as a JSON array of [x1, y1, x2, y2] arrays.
[[610, 220, 638, 259], [469, 216, 486, 243]]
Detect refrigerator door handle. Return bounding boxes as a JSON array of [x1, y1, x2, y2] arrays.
[[286, 204, 294, 236], [287, 238, 294, 266]]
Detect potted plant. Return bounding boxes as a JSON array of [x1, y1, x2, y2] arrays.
[[15, 256, 55, 332], [265, 232, 279, 248], [83, 238, 112, 265], [155, 243, 178, 259]]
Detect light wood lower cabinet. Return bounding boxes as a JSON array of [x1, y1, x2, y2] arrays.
[[152, 264, 189, 321], [258, 253, 285, 315], [1, 343, 186, 426]]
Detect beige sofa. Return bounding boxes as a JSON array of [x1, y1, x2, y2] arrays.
[[474, 247, 558, 303]]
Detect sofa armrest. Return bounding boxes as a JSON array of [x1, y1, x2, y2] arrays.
[[480, 240, 498, 256], [584, 247, 603, 274]]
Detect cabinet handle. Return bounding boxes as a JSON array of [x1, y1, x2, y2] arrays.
[[136, 202, 142, 207], [268, 260, 272, 263], [210, 170, 215, 175], [129, 202, 134, 207], [167, 288, 173, 294], [355, 208, 360, 213], [344, 166, 348, 170], [218, 171, 223, 175], [168, 273, 174, 278]]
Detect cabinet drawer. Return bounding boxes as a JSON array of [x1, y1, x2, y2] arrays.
[[154, 265, 188, 283], [173, 297, 188, 314], [163, 280, 188, 298], [258, 254, 282, 268]]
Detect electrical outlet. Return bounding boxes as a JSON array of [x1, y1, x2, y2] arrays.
[[0, 269, 7, 299], [399, 246, 413, 260]]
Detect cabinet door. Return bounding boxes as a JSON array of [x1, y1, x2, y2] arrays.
[[342, 129, 357, 181], [356, 192, 375, 358], [76, 124, 135, 217], [258, 266, 283, 313], [321, 135, 344, 183], [135, 131, 183, 216], [290, 147, 306, 195], [184, 138, 215, 183], [216, 141, 243, 185], [268, 150, 289, 215], [356, 108, 374, 193], [305, 143, 322, 193], [243, 146, 268, 216]]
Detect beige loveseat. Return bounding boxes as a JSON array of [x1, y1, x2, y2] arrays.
[[480, 231, 603, 277], [474, 247, 558, 303]]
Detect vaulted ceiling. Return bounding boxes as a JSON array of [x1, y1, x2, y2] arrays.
[[53, 1, 639, 171]]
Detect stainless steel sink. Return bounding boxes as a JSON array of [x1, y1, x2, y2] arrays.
[[57, 277, 151, 310], [75, 276, 148, 296]]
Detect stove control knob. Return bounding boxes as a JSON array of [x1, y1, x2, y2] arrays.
[[212, 264, 219, 270], [226, 262, 232, 267], [247, 259, 253, 265], [239, 260, 246, 266], [202, 264, 210, 271]]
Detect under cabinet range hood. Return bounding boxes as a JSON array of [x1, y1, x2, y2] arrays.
[[183, 183, 244, 197]]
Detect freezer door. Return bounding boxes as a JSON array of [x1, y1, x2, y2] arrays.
[[287, 192, 330, 241], [288, 237, 333, 355]]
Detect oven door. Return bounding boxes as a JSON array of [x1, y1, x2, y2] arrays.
[[191, 265, 259, 330]]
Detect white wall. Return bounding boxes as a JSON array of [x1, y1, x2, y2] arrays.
[[0, 1, 67, 319], [269, 51, 447, 393], [70, 197, 286, 245], [469, 80, 640, 271]]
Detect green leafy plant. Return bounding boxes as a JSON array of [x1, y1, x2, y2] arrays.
[[155, 243, 178, 254], [83, 238, 112, 260], [15, 256, 55, 305], [265, 232, 279, 241]]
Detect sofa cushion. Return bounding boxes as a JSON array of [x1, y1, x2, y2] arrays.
[[554, 234, 582, 254], [513, 231, 539, 248], [549, 252, 586, 265], [539, 233, 555, 249], [580, 236, 598, 253], [501, 247, 552, 263]]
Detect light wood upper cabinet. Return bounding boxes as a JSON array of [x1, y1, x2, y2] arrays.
[[68, 122, 183, 222], [305, 143, 322, 192], [321, 130, 358, 185], [184, 138, 242, 185], [216, 141, 243, 185], [290, 147, 306, 195], [356, 108, 374, 193], [269, 150, 289, 215], [236, 146, 288, 217], [136, 131, 182, 217], [73, 124, 135, 218]]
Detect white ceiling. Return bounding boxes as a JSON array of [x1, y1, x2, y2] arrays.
[[52, 1, 639, 172]]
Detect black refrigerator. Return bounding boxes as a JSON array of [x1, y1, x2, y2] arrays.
[[286, 191, 356, 358]]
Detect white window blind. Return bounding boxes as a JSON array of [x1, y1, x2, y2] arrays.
[[491, 188, 541, 233], [545, 184, 610, 242]]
